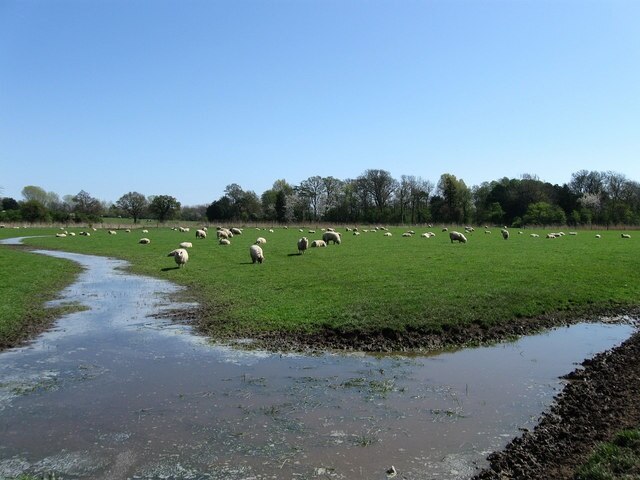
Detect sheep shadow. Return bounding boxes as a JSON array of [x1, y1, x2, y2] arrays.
[[287, 253, 303, 257], [161, 266, 181, 271]]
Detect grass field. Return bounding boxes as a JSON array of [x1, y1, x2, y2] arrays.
[[0, 240, 83, 349], [1, 225, 638, 346], [576, 429, 640, 479]]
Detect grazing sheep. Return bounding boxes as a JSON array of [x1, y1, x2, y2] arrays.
[[167, 248, 189, 267], [449, 231, 467, 243], [485, 230, 491, 234], [55, 233, 67, 238], [139, 238, 151, 244], [249, 244, 264, 264], [219, 238, 231, 245], [402, 232, 413, 237], [196, 229, 207, 239], [268, 229, 274, 233], [546, 233, 557, 239], [308, 230, 316, 234], [353, 231, 361, 236], [501, 229, 510, 240], [442, 227, 448, 232], [311, 239, 327, 247], [255, 237, 267, 244], [125, 229, 131, 233], [595, 234, 601, 239], [231, 227, 242, 235], [142, 229, 149, 233], [569, 232, 578, 236], [322, 231, 341, 245], [79, 231, 91, 236], [297, 237, 309, 254], [108, 230, 117, 235], [421, 232, 434, 238], [179, 242, 193, 248], [530, 233, 540, 238], [621, 233, 631, 239], [217, 230, 230, 239], [179, 227, 190, 232], [383, 232, 392, 237]]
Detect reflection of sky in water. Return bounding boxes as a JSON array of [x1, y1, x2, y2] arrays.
[[0, 243, 635, 480]]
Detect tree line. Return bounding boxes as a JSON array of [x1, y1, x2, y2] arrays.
[[2, 169, 639, 227]]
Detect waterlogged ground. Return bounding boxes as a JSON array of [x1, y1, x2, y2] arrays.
[[0, 242, 635, 479]]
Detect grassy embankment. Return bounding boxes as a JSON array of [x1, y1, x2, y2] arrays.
[[1, 225, 638, 346], [576, 429, 640, 479], [0, 231, 83, 349]]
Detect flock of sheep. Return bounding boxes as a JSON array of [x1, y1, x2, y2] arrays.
[[45, 223, 634, 269]]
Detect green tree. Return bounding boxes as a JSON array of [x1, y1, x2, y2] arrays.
[[20, 200, 49, 223], [116, 192, 148, 224], [148, 195, 181, 223]]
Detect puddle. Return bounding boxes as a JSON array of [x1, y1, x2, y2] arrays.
[[0, 239, 636, 479]]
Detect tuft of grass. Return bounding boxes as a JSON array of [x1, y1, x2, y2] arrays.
[[576, 429, 640, 479], [2, 226, 639, 345]]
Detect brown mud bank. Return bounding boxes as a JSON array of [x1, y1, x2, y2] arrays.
[[163, 304, 640, 353], [473, 328, 640, 479]]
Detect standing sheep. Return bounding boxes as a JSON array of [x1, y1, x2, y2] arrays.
[[322, 231, 341, 245], [250, 244, 264, 263], [297, 237, 309, 254], [196, 229, 207, 239], [621, 233, 631, 239], [167, 248, 189, 268], [139, 238, 151, 244], [501, 229, 510, 240], [449, 231, 467, 243], [255, 237, 267, 244]]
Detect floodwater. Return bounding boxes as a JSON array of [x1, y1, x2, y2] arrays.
[[0, 239, 635, 479]]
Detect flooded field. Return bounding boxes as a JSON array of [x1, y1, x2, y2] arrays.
[[0, 243, 635, 479]]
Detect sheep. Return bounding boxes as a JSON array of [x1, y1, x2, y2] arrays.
[[249, 244, 264, 264], [179, 227, 190, 232], [139, 238, 151, 244], [449, 231, 467, 243], [255, 237, 267, 244], [69, 232, 76, 236], [125, 229, 131, 233], [442, 227, 448, 232], [569, 232, 578, 236], [530, 233, 540, 238], [546, 233, 557, 239], [179, 242, 193, 248], [353, 231, 361, 236], [219, 238, 231, 245], [79, 231, 91, 236], [501, 229, 510, 240], [167, 248, 189, 267], [383, 232, 392, 237], [308, 230, 316, 234], [621, 233, 631, 239], [402, 232, 413, 237], [195, 229, 207, 239], [108, 230, 117, 235], [297, 237, 309, 254], [311, 239, 327, 247], [231, 227, 243, 235], [55, 233, 67, 238], [421, 232, 434, 238], [485, 230, 491, 234], [142, 229, 149, 233], [268, 229, 274, 233], [322, 231, 341, 245], [217, 230, 230, 239], [595, 234, 602, 239]]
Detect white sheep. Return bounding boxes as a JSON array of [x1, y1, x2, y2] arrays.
[[311, 239, 327, 247], [421, 233, 432, 238], [449, 231, 467, 243], [139, 238, 151, 244], [297, 237, 309, 254], [621, 233, 631, 239], [179, 242, 193, 248], [196, 229, 207, 239], [384, 232, 392, 237], [55, 233, 67, 238], [501, 229, 510, 240], [108, 230, 117, 235], [217, 230, 230, 239], [219, 238, 231, 245], [142, 229, 149, 233], [546, 233, 557, 239], [167, 248, 189, 267], [595, 234, 601, 239], [402, 232, 413, 237], [442, 227, 448, 232], [530, 233, 540, 238], [569, 232, 578, 236], [353, 231, 361, 236], [231, 227, 243, 235], [255, 237, 267, 244], [250, 244, 264, 263], [485, 230, 491, 234], [322, 231, 341, 245]]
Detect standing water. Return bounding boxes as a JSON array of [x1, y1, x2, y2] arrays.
[[0, 240, 635, 479]]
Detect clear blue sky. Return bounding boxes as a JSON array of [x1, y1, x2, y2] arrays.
[[1, 0, 639, 206]]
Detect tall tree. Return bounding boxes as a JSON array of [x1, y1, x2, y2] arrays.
[[359, 169, 397, 219], [148, 195, 181, 223], [116, 192, 148, 224], [72, 190, 102, 218], [298, 175, 326, 220]]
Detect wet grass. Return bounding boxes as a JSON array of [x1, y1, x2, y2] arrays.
[[0, 240, 83, 350], [1, 226, 639, 346], [576, 429, 640, 479]]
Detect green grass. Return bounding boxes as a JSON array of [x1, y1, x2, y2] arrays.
[[576, 429, 640, 479], [1, 226, 639, 343], [0, 235, 83, 349]]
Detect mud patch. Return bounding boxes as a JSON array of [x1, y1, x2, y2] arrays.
[[473, 330, 640, 479]]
